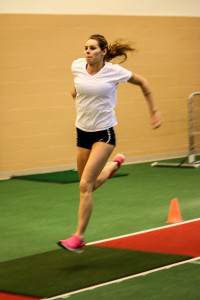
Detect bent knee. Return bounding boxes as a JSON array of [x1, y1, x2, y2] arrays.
[[80, 178, 94, 193]]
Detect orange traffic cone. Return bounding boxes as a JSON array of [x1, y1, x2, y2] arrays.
[[165, 198, 183, 223]]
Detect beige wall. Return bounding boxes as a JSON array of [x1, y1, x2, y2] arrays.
[[0, 14, 200, 175], [1, 0, 200, 16]]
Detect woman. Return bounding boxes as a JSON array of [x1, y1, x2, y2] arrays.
[[58, 34, 162, 253]]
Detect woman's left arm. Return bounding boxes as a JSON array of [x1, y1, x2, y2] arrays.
[[128, 73, 162, 129]]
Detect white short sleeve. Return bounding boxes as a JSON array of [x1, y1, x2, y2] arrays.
[[71, 58, 84, 75], [110, 64, 132, 83]]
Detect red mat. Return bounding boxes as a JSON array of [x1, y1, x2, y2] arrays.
[[0, 292, 39, 300], [92, 220, 200, 257]]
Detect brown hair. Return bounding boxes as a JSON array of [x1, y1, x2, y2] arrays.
[[89, 34, 135, 63]]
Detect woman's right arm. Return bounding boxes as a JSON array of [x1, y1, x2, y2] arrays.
[[71, 85, 77, 99]]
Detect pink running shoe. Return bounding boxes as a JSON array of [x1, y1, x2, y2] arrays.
[[57, 234, 85, 253], [109, 154, 125, 179]]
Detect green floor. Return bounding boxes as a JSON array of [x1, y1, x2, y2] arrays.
[[0, 160, 200, 298]]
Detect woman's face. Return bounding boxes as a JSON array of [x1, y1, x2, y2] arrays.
[[85, 39, 107, 65]]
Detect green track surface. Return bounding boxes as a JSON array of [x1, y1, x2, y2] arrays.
[[0, 160, 199, 299], [0, 246, 191, 298], [0, 161, 200, 262]]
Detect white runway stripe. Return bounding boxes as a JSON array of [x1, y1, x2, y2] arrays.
[[87, 217, 200, 245]]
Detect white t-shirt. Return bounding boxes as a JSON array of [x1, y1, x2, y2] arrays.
[[71, 58, 132, 132]]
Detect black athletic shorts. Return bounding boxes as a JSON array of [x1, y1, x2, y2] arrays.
[[76, 127, 116, 150]]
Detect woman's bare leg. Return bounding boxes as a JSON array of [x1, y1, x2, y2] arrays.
[[93, 160, 119, 191], [75, 142, 116, 239]]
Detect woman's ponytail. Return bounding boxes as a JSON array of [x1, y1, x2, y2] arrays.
[[106, 40, 135, 63]]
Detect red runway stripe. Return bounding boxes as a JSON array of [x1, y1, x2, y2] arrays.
[[93, 220, 200, 257]]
